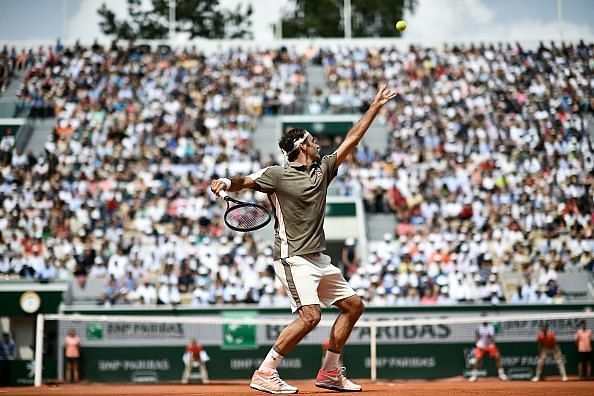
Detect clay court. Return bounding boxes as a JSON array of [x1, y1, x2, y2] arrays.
[[2, 378, 594, 395]]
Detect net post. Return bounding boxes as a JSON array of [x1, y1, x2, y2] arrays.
[[370, 322, 377, 382], [34, 314, 45, 387]]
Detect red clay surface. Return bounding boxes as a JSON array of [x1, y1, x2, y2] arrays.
[[2, 377, 594, 395]]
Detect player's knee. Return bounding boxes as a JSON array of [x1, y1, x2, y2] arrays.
[[344, 296, 364, 318], [353, 297, 365, 317], [300, 308, 321, 330]]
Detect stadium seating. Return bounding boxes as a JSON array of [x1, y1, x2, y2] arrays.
[[0, 41, 592, 308]]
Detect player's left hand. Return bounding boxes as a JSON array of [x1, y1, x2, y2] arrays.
[[372, 84, 398, 106]]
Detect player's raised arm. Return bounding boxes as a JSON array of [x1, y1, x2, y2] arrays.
[[334, 84, 398, 170]]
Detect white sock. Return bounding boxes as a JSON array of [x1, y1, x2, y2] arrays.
[[471, 369, 478, 377], [259, 347, 284, 372], [498, 367, 505, 375], [322, 351, 341, 371]]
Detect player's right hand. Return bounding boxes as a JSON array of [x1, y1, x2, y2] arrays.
[[210, 179, 228, 198]]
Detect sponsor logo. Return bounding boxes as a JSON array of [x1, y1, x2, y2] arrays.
[[98, 359, 170, 372], [132, 372, 159, 383]]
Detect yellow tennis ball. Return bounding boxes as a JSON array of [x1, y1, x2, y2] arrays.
[[396, 20, 407, 32]]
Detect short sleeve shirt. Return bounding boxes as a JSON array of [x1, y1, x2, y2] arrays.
[[249, 153, 338, 260], [65, 336, 80, 358], [186, 342, 202, 358], [576, 329, 592, 352], [537, 331, 557, 348], [476, 324, 495, 348]]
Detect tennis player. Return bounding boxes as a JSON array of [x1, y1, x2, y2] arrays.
[[211, 85, 397, 394], [469, 316, 508, 382]]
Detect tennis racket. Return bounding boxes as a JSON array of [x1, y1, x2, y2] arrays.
[[219, 191, 272, 232]]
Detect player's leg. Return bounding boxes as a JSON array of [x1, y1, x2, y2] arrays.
[[469, 350, 483, 382], [490, 346, 507, 380], [315, 255, 363, 391], [272, 304, 322, 355], [553, 346, 568, 381], [251, 305, 319, 394], [533, 350, 547, 381], [325, 296, 364, 357], [251, 256, 322, 394]]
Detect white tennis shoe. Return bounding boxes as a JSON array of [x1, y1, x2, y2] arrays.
[[315, 367, 362, 392], [250, 369, 298, 394]]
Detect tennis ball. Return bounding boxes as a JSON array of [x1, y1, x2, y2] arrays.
[[396, 20, 407, 32]]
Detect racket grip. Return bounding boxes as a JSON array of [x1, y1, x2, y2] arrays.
[[219, 190, 228, 198]]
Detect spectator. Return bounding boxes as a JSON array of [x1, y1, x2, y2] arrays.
[[0, 129, 15, 166], [341, 238, 358, 280], [99, 274, 121, 306], [0, 332, 17, 360], [134, 277, 158, 305], [36, 260, 56, 282]]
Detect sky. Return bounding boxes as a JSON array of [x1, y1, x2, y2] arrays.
[[0, 0, 592, 43]]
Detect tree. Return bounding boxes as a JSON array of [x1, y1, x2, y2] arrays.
[[98, 0, 253, 40], [280, 0, 416, 38]]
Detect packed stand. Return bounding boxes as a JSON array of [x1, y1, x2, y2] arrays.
[[0, 42, 305, 307], [324, 41, 594, 304]]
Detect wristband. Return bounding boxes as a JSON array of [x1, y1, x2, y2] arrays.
[[218, 178, 231, 189]]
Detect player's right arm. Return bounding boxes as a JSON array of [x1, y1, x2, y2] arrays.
[[210, 166, 279, 196], [211, 176, 257, 196]]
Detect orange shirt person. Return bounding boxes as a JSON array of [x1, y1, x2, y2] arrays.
[[181, 339, 209, 384], [532, 324, 567, 382], [186, 340, 202, 359]]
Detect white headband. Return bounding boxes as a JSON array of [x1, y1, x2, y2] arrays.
[[282, 131, 311, 161]]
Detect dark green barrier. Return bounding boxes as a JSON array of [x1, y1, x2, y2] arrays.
[[0, 358, 56, 386], [78, 342, 580, 382]]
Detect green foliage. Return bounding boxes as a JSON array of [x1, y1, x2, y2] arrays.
[[98, 0, 253, 40], [281, 0, 416, 38]]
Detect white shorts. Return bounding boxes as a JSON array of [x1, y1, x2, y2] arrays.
[[274, 253, 356, 313]]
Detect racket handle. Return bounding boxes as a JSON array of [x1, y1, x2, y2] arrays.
[[219, 190, 228, 198]]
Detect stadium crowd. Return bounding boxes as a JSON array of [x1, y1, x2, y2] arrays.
[[328, 41, 594, 304], [0, 40, 592, 307]]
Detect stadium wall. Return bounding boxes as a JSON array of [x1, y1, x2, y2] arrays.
[[43, 305, 594, 383]]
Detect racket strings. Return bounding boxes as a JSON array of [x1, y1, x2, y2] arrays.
[[226, 205, 270, 229]]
